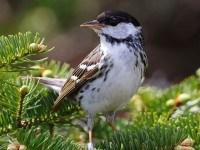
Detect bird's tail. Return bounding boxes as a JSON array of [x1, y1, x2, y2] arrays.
[[21, 76, 65, 94]]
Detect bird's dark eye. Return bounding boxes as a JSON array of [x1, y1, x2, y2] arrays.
[[108, 17, 118, 26], [98, 17, 118, 26]]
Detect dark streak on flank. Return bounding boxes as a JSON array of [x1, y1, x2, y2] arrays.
[[98, 72, 103, 78], [104, 69, 110, 81], [85, 84, 90, 90], [78, 100, 81, 106], [100, 64, 108, 70], [135, 59, 138, 67], [110, 63, 113, 68], [79, 90, 84, 93], [79, 96, 83, 100], [139, 51, 147, 69]]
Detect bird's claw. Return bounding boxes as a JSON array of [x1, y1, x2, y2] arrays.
[[87, 142, 94, 150]]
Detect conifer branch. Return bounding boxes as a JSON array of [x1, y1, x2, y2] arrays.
[[0, 31, 199, 149], [0, 32, 53, 70]]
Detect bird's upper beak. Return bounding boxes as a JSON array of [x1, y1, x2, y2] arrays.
[[80, 20, 103, 29]]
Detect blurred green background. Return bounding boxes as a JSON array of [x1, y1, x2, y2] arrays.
[[0, 0, 200, 87]]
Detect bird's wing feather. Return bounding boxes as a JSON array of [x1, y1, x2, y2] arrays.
[[52, 45, 101, 112]]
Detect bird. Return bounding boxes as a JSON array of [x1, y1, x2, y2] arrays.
[[46, 10, 148, 149]]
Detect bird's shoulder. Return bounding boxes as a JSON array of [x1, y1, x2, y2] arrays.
[[52, 45, 101, 112], [61, 44, 101, 93]]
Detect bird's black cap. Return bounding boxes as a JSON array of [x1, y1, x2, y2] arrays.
[[96, 10, 140, 27]]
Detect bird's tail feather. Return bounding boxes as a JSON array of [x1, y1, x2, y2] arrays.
[[21, 76, 65, 94]]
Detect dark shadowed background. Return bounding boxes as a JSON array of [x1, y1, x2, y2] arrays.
[[0, 0, 200, 88]]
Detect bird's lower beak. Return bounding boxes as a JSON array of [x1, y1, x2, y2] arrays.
[[80, 20, 103, 29]]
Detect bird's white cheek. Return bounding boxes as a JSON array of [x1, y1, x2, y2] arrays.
[[99, 23, 140, 39]]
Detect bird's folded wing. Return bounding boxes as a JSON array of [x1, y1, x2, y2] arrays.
[[52, 45, 101, 112]]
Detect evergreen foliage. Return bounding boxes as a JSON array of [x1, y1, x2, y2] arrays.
[[0, 32, 199, 149]]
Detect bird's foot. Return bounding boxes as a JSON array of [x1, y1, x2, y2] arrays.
[[87, 142, 94, 150]]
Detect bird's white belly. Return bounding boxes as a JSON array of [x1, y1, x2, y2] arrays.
[[78, 60, 142, 115]]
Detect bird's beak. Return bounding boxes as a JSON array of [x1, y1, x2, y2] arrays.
[[80, 20, 103, 29]]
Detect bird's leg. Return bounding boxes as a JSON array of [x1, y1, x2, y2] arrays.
[[106, 111, 118, 131], [87, 114, 94, 150]]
